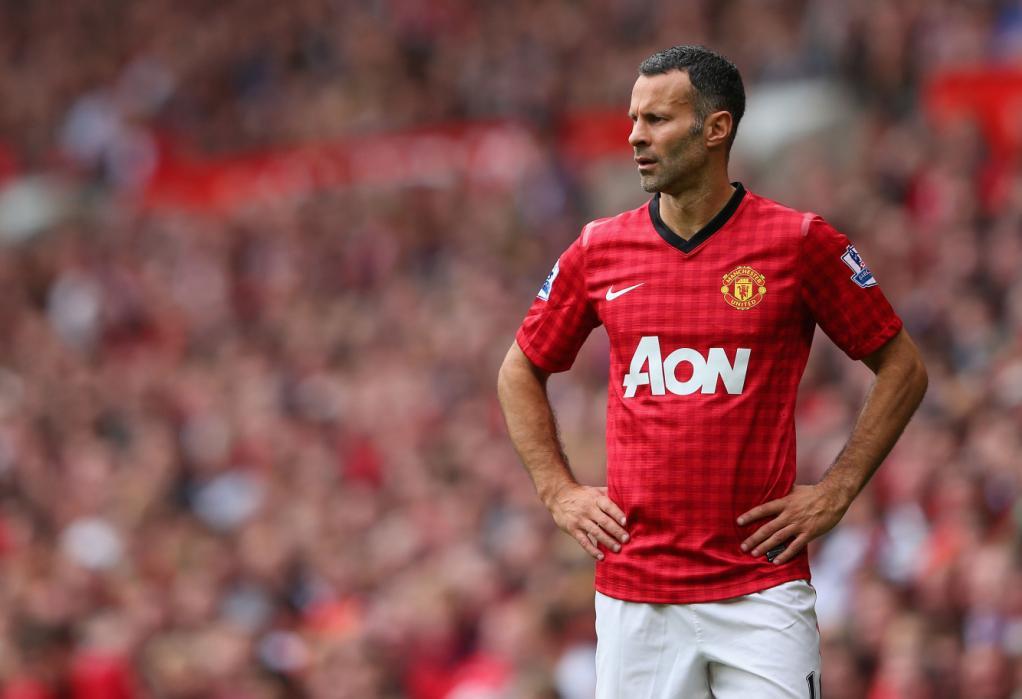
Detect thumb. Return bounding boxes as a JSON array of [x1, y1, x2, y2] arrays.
[[596, 486, 608, 494]]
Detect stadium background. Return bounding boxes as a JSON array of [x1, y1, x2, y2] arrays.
[[0, 1, 1021, 697]]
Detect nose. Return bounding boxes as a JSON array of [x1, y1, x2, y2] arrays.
[[629, 120, 649, 149]]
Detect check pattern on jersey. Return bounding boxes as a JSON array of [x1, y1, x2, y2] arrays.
[[516, 184, 902, 603]]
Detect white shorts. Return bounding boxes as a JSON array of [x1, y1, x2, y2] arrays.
[[595, 580, 822, 699]]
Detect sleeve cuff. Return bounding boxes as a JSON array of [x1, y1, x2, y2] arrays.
[[846, 316, 904, 361], [515, 327, 571, 373]]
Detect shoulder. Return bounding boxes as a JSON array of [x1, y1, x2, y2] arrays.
[[740, 189, 821, 237], [580, 201, 649, 248]]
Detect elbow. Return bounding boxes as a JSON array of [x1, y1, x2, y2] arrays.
[[496, 353, 513, 400], [888, 329, 928, 407], [909, 352, 929, 407], [496, 343, 527, 401]]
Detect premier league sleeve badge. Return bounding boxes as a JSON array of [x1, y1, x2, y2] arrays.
[[840, 245, 877, 288]]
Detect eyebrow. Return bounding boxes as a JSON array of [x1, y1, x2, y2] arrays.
[[628, 106, 680, 118], [628, 97, 691, 116]]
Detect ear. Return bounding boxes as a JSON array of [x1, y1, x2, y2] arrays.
[[704, 110, 733, 150]]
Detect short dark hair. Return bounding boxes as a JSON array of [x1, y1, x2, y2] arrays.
[[639, 45, 745, 149]]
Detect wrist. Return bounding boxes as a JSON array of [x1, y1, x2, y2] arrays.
[[538, 476, 577, 510], [819, 475, 857, 511]]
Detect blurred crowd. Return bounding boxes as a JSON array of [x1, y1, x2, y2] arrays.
[[1, 0, 1022, 697]]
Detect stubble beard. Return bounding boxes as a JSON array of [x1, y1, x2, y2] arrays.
[[639, 170, 670, 193]]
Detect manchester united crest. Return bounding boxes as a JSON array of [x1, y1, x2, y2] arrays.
[[721, 265, 766, 310]]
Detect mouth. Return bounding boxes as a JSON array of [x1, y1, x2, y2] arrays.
[[634, 156, 657, 171]]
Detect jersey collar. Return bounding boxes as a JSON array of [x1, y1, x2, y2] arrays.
[[648, 182, 746, 254]]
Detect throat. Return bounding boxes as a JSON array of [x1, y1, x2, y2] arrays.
[[649, 183, 746, 255], [659, 184, 737, 240]]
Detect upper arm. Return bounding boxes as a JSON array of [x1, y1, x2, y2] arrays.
[[861, 328, 927, 387], [513, 235, 600, 373], [799, 217, 903, 360], [501, 340, 552, 383]]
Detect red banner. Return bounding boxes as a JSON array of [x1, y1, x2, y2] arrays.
[[140, 67, 1022, 216], [143, 111, 630, 214], [924, 67, 1022, 155]]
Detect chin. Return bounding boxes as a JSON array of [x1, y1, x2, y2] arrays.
[[633, 174, 658, 194]]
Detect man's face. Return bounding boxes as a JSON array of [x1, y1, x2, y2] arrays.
[[628, 70, 707, 194]]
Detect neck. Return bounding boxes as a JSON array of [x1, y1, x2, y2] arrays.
[[657, 173, 735, 241]]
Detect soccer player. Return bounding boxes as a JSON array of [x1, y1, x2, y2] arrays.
[[496, 45, 928, 698]]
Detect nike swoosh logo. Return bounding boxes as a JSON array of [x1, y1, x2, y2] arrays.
[[606, 283, 644, 301]]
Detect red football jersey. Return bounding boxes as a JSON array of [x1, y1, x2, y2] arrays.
[[515, 183, 902, 603]]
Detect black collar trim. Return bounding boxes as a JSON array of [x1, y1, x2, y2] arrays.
[[648, 182, 746, 254]]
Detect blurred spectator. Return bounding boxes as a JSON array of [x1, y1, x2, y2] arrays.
[[0, 1, 1021, 697]]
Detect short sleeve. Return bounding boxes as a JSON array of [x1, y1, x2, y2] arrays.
[[798, 216, 903, 360], [515, 235, 600, 373]]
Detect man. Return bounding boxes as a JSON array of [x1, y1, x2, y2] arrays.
[[496, 45, 928, 698]]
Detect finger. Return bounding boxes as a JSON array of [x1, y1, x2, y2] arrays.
[[591, 486, 626, 526], [591, 516, 625, 550], [597, 495, 628, 527], [737, 498, 786, 526], [751, 525, 797, 558], [593, 510, 629, 544], [574, 530, 604, 560], [771, 533, 809, 565], [586, 521, 622, 553], [741, 517, 786, 552]]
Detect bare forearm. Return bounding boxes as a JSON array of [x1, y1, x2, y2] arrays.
[[820, 330, 928, 507], [738, 330, 928, 564], [496, 344, 577, 506], [497, 343, 630, 560]]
